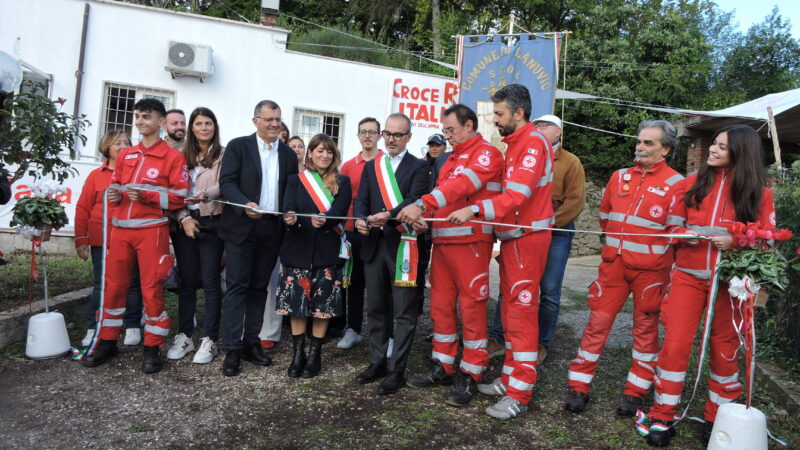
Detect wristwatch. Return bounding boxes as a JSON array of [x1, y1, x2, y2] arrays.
[[414, 198, 426, 213], [470, 204, 480, 217]]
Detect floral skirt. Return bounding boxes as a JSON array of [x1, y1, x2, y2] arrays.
[[276, 265, 344, 319]]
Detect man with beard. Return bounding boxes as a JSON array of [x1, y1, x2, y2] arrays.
[[164, 109, 186, 151], [448, 84, 554, 419]]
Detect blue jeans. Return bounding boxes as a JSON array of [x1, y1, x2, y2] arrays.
[[488, 223, 576, 347]]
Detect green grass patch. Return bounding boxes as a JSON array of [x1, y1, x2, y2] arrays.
[[0, 250, 93, 312]]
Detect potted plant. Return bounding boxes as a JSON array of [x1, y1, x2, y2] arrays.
[[9, 182, 69, 242]]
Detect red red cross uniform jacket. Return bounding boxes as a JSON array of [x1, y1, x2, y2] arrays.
[[420, 133, 503, 379], [97, 139, 189, 348], [567, 159, 684, 399], [474, 122, 554, 405], [648, 168, 775, 423]]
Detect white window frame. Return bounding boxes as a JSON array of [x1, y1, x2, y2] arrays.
[[98, 81, 176, 156], [292, 107, 345, 150]]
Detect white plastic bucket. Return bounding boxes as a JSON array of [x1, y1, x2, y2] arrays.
[[25, 312, 71, 360], [707, 403, 768, 450]]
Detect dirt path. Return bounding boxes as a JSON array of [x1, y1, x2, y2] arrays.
[[0, 255, 794, 449]]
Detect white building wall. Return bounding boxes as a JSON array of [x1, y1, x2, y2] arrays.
[[0, 0, 456, 232]]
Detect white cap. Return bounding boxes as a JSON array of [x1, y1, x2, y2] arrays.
[[532, 114, 562, 129]]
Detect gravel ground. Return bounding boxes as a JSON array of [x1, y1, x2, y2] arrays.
[[0, 255, 795, 449]]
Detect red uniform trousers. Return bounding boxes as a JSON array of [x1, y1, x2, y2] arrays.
[[99, 225, 173, 347], [429, 241, 492, 381], [498, 231, 550, 405], [649, 269, 743, 423], [567, 257, 668, 397]]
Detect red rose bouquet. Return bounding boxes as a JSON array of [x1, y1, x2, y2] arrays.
[[718, 222, 793, 297]]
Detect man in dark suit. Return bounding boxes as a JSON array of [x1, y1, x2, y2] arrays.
[[353, 113, 432, 395], [218, 100, 299, 376]]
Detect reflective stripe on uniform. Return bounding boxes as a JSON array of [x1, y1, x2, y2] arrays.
[[627, 372, 653, 390], [431, 226, 473, 238], [599, 211, 609, 220], [687, 224, 729, 236], [529, 217, 554, 229], [632, 349, 658, 362], [708, 391, 735, 406], [144, 324, 170, 336], [103, 319, 123, 327], [104, 307, 127, 316], [657, 367, 686, 383], [113, 217, 169, 228], [710, 371, 739, 384], [508, 376, 534, 391], [496, 228, 524, 241], [159, 191, 169, 209], [481, 199, 496, 221], [677, 266, 711, 280], [461, 168, 483, 190], [506, 181, 532, 199], [577, 348, 600, 362], [666, 215, 685, 226], [431, 190, 447, 209], [431, 351, 456, 365], [605, 236, 664, 255], [433, 333, 458, 343], [463, 339, 487, 349], [664, 174, 684, 186], [482, 225, 494, 235], [460, 360, 486, 375], [505, 342, 513, 350], [655, 392, 681, 406], [513, 351, 537, 362], [486, 181, 501, 191], [502, 365, 514, 375], [145, 311, 169, 322], [568, 370, 593, 384]]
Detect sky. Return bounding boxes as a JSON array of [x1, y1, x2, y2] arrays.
[[716, 0, 800, 38]]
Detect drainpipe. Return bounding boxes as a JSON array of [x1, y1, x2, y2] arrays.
[[72, 2, 90, 159]]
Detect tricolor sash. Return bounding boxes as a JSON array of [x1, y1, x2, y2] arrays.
[[374, 155, 418, 287], [298, 170, 353, 286]]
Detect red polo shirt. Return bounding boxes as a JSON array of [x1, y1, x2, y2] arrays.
[[340, 149, 383, 231]]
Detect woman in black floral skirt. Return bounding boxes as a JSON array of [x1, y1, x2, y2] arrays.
[[277, 133, 352, 378]]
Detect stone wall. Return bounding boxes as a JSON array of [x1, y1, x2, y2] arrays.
[[570, 181, 603, 256]]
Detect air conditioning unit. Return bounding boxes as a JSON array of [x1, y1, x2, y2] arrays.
[[165, 41, 214, 82]]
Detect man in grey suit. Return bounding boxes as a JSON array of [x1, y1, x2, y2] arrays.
[[218, 100, 298, 376]]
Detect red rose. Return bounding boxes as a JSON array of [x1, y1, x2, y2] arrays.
[[797, 247, 800, 256], [56, 97, 67, 105]]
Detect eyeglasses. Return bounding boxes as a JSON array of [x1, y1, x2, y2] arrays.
[[358, 130, 379, 136], [254, 117, 281, 123], [381, 130, 410, 140], [441, 126, 460, 136]]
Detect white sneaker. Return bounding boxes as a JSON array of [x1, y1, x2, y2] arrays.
[[386, 337, 395, 358], [166, 333, 195, 360], [486, 395, 528, 420], [81, 329, 95, 347], [337, 328, 363, 349], [192, 337, 219, 364], [124, 328, 142, 346], [477, 377, 508, 396]]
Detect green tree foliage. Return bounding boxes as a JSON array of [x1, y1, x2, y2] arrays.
[[714, 7, 800, 103]]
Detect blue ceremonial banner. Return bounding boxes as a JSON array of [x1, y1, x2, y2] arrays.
[[458, 33, 561, 120]]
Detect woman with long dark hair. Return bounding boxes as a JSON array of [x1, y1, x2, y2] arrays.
[[644, 125, 776, 447], [277, 133, 351, 378], [167, 107, 226, 364]]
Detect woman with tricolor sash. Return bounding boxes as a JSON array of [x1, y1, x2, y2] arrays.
[[276, 133, 352, 378]]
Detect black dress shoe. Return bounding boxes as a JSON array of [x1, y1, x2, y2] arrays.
[[377, 371, 406, 395], [356, 362, 387, 384], [241, 343, 272, 366], [82, 339, 118, 368], [646, 419, 677, 447], [142, 346, 164, 373], [701, 421, 714, 445], [223, 350, 241, 376]]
